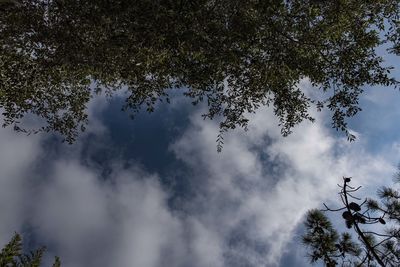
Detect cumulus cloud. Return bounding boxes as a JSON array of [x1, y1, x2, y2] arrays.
[[0, 123, 42, 245], [0, 129, 186, 267], [0, 97, 186, 267], [0, 87, 397, 267], [171, 101, 395, 266], [32, 162, 185, 267]]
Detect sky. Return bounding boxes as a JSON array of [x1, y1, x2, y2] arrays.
[[1, 63, 400, 266]]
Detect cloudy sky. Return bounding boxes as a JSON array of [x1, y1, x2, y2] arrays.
[[0, 57, 399, 266]]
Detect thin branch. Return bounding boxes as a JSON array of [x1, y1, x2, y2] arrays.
[[347, 192, 362, 200], [362, 231, 395, 238], [347, 186, 362, 192], [322, 203, 346, 212]]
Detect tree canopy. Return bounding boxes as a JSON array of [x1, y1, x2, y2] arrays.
[[0, 0, 399, 144]]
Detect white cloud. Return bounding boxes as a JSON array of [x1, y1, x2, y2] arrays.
[[0, 124, 42, 245], [171, 103, 396, 266], [0, 89, 398, 267], [32, 162, 185, 267], [0, 97, 188, 267], [187, 218, 224, 267]]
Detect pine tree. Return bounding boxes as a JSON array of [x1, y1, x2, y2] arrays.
[[0, 233, 60, 267], [303, 175, 400, 266]]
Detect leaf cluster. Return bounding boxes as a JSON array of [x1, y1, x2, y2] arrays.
[[0, 0, 399, 144]]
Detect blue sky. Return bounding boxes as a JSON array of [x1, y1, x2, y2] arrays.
[[0, 58, 399, 266]]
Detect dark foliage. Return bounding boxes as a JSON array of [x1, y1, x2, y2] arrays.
[[303, 175, 400, 266], [0, 233, 60, 267], [0, 0, 399, 147]]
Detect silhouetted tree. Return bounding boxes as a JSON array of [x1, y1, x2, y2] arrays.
[[0, 0, 399, 147], [0, 232, 60, 267], [303, 176, 400, 266]]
